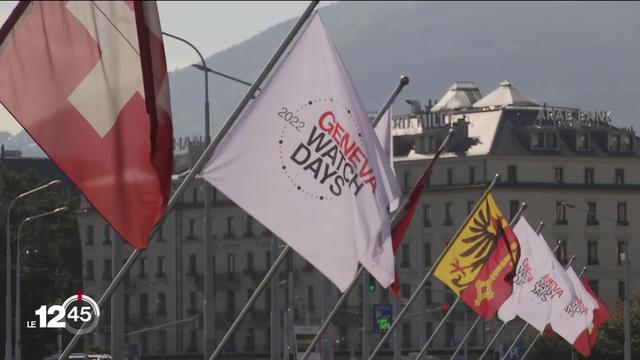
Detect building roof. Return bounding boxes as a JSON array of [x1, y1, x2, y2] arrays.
[[431, 81, 483, 112], [473, 80, 539, 108]]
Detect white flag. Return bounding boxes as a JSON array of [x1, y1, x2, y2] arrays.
[[201, 14, 400, 291], [497, 217, 576, 332], [550, 267, 598, 344]]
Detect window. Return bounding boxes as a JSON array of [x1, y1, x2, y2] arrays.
[[85, 225, 94, 245], [338, 325, 348, 350], [618, 241, 627, 266], [124, 293, 130, 321], [189, 291, 197, 313], [401, 284, 411, 299], [509, 200, 520, 220], [447, 168, 454, 185], [445, 322, 455, 348], [444, 203, 453, 226], [467, 201, 475, 215], [189, 329, 198, 352], [622, 134, 634, 150], [585, 168, 594, 185], [380, 288, 389, 304], [140, 293, 148, 316], [188, 219, 196, 239], [545, 132, 558, 148], [507, 166, 517, 183], [532, 132, 544, 149], [192, 187, 198, 203], [557, 241, 567, 265], [156, 292, 167, 315], [141, 333, 149, 354], [157, 224, 165, 242], [402, 323, 411, 347], [577, 132, 590, 150], [103, 259, 112, 281], [228, 253, 236, 279], [158, 330, 167, 353], [587, 241, 598, 265], [85, 260, 95, 281], [156, 256, 166, 278], [245, 216, 254, 237], [226, 217, 236, 238], [609, 134, 621, 151], [554, 167, 564, 184], [103, 224, 111, 245], [246, 328, 256, 351], [618, 202, 628, 225], [469, 166, 476, 184], [424, 243, 431, 267], [615, 168, 625, 185], [586, 202, 598, 225], [618, 280, 625, 301], [403, 171, 411, 190], [266, 251, 271, 268], [556, 202, 568, 225], [246, 251, 254, 271], [424, 280, 432, 305], [588, 279, 599, 296], [188, 254, 196, 276], [226, 291, 236, 313], [423, 205, 431, 227], [307, 286, 315, 310], [401, 244, 410, 268]]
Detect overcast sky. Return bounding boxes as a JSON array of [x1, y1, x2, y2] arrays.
[[0, 1, 325, 135]]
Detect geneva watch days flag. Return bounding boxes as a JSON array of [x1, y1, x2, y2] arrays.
[[434, 193, 519, 319], [0, 1, 173, 249], [497, 217, 575, 331], [201, 14, 401, 291]]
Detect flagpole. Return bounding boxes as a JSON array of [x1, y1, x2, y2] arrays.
[[58, 2, 319, 359], [441, 203, 528, 360], [295, 75, 412, 360], [519, 264, 585, 360], [476, 222, 548, 360], [367, 173, 501, 360]]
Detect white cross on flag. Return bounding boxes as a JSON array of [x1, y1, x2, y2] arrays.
[[0, 1, 173, 249], [497, 217, 576, 332], [201, 14, 401, 291]]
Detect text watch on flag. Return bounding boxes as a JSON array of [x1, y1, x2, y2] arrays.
[[0, 1, 173, 249], [433, 192, 519, 319], [497, 216, 576, 331], [201, 14, 401, 291]]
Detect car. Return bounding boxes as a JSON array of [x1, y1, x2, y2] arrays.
[[68, 354, 90, 360], [89, 355, 112, 360]]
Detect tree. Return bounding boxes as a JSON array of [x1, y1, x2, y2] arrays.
[[0, 167, 81, 359]]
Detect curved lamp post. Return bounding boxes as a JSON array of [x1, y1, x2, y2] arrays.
[[15, 206, 68, 360], [5, 179, 61, 360]]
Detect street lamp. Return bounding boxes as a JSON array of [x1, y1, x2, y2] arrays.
[[561, 202, 631, 360], [191, 64, 253, 88], [5, 179, 61, 360], [15, 206, 68, 360]]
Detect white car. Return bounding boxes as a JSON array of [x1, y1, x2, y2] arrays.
[[68, 354, 90, 360], [89, 355, 112, 360]]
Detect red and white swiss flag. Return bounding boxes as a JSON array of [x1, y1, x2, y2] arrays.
[[0, 1, 173, 249]]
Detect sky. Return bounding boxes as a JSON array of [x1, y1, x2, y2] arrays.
[[0, 1, 329, 135]]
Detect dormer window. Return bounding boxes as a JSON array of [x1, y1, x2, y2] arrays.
[[577, 132, 590, 151], [531, 130, 558, 150], [609, 134, 634, 152]]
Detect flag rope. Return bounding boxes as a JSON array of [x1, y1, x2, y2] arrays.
[[439, 203, 528, 360], [298, 74, 412, 360], [58, 1, 320, 358], [518, 263, 585, 360], [367, 174, 502, 360], [475, 224, 551, 360]]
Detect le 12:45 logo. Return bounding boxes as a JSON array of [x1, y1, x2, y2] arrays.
[[28, 290, 101, 335]]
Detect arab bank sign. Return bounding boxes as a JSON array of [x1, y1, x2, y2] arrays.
[[536, 108, 613, 128]]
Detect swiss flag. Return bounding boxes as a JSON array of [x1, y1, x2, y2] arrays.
[[0, 1, 172, 249], [573, 278, 610, 357]]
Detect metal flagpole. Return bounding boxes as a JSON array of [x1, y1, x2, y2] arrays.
[[476, 222, 548, 360], [392, 296, 400, 360], [367, 174, 502, 360], [58, 2, 319, 358], [413, 297, 461, 360], [271, 237, 282, 360], [110, 229, 125, 360], [519, 263, 584, 360], [499, 245, 572, 360], [362, 271, 371, 358], [442, 204, 529, 360]]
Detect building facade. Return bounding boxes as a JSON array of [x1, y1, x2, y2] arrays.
[[79, 80, 640, 359]]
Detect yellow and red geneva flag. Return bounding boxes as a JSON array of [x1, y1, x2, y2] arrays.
[[433, 192, 519, 319]]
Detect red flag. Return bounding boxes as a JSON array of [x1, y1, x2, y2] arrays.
[[573, 278, 610, 357], [459, 219, 519, 319], [388, 137, 448, 298], [0, 1, 172, 249]]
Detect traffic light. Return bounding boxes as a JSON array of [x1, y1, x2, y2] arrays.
[[368, 275, 376, 292], [441, 303, 450, 316]]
